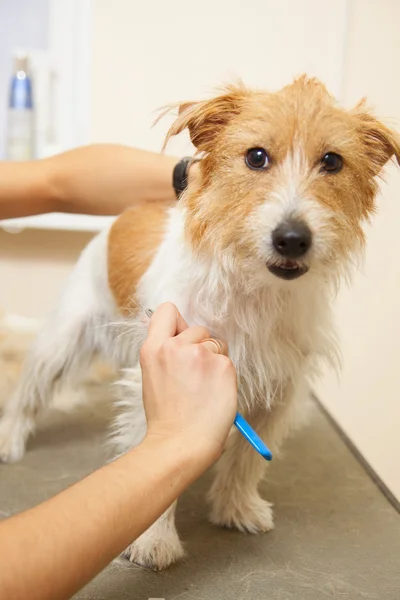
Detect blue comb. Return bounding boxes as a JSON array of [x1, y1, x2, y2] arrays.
[[234, 412, 273, 461]]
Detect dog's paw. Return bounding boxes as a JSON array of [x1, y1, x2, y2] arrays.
[[122, 528, 185, 571], [0, 417, 27, 463], [209, 494, 275, 534]]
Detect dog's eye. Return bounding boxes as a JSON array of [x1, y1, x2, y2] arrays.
[[245, 148, 270, 170], [320, 152, 343, 173]]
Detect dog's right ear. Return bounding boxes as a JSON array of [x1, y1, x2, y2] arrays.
[[162, 85, 248, 152], [352, 100, 400, 175]]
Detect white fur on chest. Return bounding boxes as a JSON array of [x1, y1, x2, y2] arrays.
[[138, 208, 337, 409]]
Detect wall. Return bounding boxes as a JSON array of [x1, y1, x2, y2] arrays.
[[0, 230, 92, 319], [315, 0, 400, 501], [90, 0, 347, 153]]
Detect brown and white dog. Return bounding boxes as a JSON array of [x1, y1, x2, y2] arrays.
[[0, 76, 399, 569]]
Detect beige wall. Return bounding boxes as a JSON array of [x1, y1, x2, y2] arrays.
[[0, 230, 92, 319], [316, 0, 400, 500], [90, 0, 347, 153]]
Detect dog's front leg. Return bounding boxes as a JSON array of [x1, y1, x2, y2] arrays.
[[208, 382, 302, 533], [123, 502, 184, 571], [113, 367, 184, 571], [207, 407, 275, 533]]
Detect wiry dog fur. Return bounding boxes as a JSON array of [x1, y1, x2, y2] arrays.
[[0, 76, 399, 570]]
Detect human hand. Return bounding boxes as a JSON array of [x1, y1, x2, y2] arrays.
[[140, 303, 237, 465]]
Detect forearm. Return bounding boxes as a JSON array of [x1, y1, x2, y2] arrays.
[[0, 436, 209, 600], [47, 145, 178, 215], [0, 145, 178, 220], [0, 160, 55, 219]]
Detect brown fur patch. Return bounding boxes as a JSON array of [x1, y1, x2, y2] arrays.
[[108, 203, 168, 313]]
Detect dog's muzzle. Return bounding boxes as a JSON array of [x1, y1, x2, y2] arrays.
[[268, 219, 311, 280]]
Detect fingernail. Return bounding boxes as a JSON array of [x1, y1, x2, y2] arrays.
[[145, 309, 154, 318]]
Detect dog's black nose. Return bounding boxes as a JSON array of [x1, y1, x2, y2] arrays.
[[272, 220, 312, 259]]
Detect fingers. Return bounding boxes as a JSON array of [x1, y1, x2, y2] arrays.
[[146, 303, 188, 344], [176, 325, 212, 344], [175, 326, 228, 356], [146, 303, 228, 357], [200, 338, 228, 356], [175, 311, 188, 335]]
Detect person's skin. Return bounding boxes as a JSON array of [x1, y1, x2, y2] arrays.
[[0, 145, 199, 219], [0, 303, 237, 600]]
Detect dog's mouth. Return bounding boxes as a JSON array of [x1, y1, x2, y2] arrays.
[[267, 260, 309, 281]]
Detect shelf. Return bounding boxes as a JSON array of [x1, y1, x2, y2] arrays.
[[0, 213, 115, 233]]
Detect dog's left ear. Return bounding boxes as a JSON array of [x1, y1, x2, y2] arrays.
[[352, 100, 400, 175], [163, 85, 248, 152]]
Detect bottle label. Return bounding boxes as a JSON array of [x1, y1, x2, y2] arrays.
[[6, 109, 34, 161]]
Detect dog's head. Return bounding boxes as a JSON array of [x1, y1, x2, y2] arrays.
[[165, 76, 400, 286]]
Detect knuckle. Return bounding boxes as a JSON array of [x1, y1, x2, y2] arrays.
[[191, 344, 204, 362], [219, 341, 229, 356], [187, 345, 207, 372], [139, 342, 153, 365], [201, 327, 211, 339], [220, 355, 236, 373], [159, 301, 175, 313], [160, 337, 177, 358]]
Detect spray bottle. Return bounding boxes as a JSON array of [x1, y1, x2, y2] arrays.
[[6, 53, 34, 161]]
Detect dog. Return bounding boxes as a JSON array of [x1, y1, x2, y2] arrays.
[[0, 75, 399, 570]]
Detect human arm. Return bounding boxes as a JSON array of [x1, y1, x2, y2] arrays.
[[0, 145, 199, 220], [0, 303, 237, 600]]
